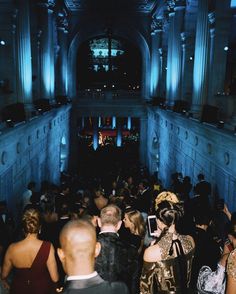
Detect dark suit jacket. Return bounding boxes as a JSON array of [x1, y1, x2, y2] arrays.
[[95, 232, 129, 283], [194, 180, 211, 198], [135, 188, 152, 213], [62, 274, 129, 294]]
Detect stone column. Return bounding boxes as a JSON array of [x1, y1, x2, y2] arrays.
[[166, 11, 174, 105], [15, 0, 33, 116], [81, 117, 85, 129], [159, 48, 165, 97], [98, 116, 102, 128], [116, 118, 122, 147], [139, 117, 148, 166], [112, 116, 116, 129], [56, 11, 68, 96], [192, 0, 210, 115], [180, 32, 186, 100], [150, 19, 163, 98], [38, 1, 55, 102], [127, 117, 132, 130], [208, 0, 231, 106], [166, 2, 185, 107], [93, 117, 99, 151]]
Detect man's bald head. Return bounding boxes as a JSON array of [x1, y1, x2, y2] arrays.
[[59, 220, 97, 261]]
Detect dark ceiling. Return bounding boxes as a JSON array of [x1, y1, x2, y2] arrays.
[[64, 0, 158, 13]]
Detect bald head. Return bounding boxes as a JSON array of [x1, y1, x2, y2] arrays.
[[59, 220, 97, 261]]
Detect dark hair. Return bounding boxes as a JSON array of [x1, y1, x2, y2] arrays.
[[155, 200, 184, 227], [22, 208, 41, 234], [226, 223, 236, 238], [27, 181, 36, 190], [194, 212, 211, 226], [198, 174, 205, 180]]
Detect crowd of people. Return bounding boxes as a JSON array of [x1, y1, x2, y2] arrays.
[[0, 163, 236, 294]]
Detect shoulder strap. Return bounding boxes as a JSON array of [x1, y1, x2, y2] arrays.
[[169, 239, 188, 293], [31, 241, 51, 269]]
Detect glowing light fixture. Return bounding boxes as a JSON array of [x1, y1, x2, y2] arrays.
[[0, 40, 5, 46], [224, 46, 229, 51]]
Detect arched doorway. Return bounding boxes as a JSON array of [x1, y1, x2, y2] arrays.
[[77, 35, 142, 90]]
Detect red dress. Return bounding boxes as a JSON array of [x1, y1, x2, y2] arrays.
[[10, 241, 55, 294]]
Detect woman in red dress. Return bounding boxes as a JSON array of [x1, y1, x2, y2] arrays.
[[1, 208, 59, 293]]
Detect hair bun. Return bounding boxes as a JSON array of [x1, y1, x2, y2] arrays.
[[155, 191, 180, 210], [22, 208, 41, 234]]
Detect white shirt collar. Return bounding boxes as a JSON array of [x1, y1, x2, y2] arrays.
[[67, 271, 98, 281], [99, 230, 119, 236]]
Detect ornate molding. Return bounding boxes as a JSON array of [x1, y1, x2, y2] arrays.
[[37, 0, 55, 10], [57, 10, 69, 32], [151, 18, 163, 35]]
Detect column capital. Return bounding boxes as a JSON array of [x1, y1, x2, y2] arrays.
[[57, 10, 69, 32], [208, 11, 215, 32], [165, 0, 186, 12], [151, 18, 163, 35], [37, 0, 55, 12]]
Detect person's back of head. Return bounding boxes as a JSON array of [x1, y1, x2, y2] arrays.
[[58, 219, 100, 275], [99, 204, 121, 229], [194, 211, 211, 227], [27, 181, 36, 191], [198, 174, 205, 181], [22, 208, 41, 235], [155, 200, 184, 227]]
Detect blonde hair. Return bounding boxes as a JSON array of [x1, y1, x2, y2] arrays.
[[155, 191, 180, 210], [100, 204, 121, 226], [125, 210, 146, 237], [22, 208, 41, 234]]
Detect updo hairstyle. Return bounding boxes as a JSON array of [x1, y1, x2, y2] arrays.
[[22, 208, 41, 234], [155, 193, 184, 227]]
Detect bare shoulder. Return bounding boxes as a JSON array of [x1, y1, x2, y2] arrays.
[[144, 244, 161, 262], [186, 235, 195, 248]]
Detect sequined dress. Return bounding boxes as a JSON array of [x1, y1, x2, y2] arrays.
[[140, 233, 195, 294], [227, 248, 236, 283]]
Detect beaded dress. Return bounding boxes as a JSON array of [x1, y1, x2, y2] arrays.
[[140, 232, 195, 294]]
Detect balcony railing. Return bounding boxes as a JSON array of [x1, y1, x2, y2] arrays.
[[77, 90, 142, 101]]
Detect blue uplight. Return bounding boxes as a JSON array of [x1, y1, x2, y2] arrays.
[[231, 0, 236, 7]]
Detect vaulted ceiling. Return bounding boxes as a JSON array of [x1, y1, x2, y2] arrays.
[[64, 0, 158, 13]]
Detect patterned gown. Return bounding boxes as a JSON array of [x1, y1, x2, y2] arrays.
[[140, 232, 195, 294]]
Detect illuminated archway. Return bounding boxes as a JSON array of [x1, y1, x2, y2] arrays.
[[77, 36, 142, 90], [68, 25, 151, 99]]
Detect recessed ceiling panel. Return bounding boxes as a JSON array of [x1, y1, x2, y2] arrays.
[[64, 0, 157, 13]]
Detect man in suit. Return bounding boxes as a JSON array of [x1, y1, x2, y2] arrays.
[[58, 219, 129, 294], [95, 205, 130, 284], [194, 174, 211, 208], [135, 179, 152, 217]]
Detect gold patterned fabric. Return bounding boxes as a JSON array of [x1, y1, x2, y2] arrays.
[[140, 233, 195, 294], [227, 248, 236, 281]]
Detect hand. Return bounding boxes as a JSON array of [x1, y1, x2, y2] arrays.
[[223, 203, 231, 219]]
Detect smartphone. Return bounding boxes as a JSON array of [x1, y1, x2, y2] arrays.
[[147, 215, 157, 236]]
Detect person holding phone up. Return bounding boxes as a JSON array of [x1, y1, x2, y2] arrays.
[[140, 191, 195, 294]]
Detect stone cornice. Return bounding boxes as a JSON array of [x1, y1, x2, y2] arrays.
[[37, 0, 55, 11], [151, 17, 163, 35], [57, 9, 68, 32]]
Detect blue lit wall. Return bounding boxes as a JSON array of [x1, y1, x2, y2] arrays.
[[146, 108, 236, 212], [0, 106, 71, 217], [231, 0, 236, 7]]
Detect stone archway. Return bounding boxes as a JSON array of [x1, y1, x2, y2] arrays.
[[68, 25, 151, 99]]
